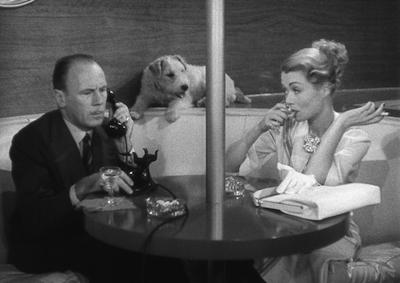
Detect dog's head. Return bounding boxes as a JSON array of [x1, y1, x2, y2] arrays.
[[146, 55, 190, 99]]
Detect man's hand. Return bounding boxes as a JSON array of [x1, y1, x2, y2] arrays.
[[113, 102, 134, 154], [276, 163, 318, 194], [74, 171, 134, 201]]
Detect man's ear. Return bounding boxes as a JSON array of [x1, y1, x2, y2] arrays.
[[54, 89, 66, 108]]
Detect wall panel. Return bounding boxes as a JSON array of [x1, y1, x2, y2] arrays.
[[0, 0, 399, 117]]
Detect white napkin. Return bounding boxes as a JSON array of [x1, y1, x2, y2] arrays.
[[79, 197, 137, 212], [276, 163, 318, 194], [253, 183, 381, 220]]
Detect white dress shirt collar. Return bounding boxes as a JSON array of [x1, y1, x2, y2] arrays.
[[63, 119, 93, 151]]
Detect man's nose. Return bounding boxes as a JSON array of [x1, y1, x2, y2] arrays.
[[92, 90, 105, 105]]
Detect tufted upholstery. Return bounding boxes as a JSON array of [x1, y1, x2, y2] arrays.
[[328, 242, 400, 282]]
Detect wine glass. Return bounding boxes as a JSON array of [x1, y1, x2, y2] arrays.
[[100, 166, 122, 207]]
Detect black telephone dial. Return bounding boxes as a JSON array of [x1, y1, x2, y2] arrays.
[[103, 89, 127, 138]]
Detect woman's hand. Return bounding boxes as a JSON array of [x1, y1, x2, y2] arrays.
[[337, 102, 386, 130], [257, 102, 289, 132]]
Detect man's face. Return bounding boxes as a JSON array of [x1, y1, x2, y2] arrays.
[[57, 62, 108, 131]]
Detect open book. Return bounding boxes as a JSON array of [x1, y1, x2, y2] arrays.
[[252, 183, 381, 220]]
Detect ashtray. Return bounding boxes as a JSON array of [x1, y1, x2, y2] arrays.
[[145, 197, 186, 218]]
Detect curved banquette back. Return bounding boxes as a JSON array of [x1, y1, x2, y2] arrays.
[[1, 105, 399, 263]]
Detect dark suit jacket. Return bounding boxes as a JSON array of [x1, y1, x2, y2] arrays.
[[9, 109, 120, 246]]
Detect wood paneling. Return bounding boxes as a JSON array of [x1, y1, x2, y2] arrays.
[[0, 0, 399, 117]]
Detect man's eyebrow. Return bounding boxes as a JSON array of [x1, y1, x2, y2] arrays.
[[79, 85, 107, 93], [78, 88, 95, 93], [288, 82, 301, 86]]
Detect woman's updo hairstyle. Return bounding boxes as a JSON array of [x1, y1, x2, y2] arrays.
[[281, 39, 349, 94]]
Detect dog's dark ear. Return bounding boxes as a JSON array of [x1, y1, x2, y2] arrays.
[[149, 59, 163, 77], [173, 55, 187, 70]]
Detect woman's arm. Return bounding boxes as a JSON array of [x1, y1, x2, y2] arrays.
[[225, 103, 288, 172], [304, 102, 385, 184], [225, 122, 266, 172]]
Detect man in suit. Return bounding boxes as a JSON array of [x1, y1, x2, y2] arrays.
[[8, 54, 188, 283]]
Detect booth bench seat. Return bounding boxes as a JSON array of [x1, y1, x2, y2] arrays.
[[0, 116, 87, 282]]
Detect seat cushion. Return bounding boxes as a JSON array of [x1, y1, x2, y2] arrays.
[[328, 241, 400, 283]]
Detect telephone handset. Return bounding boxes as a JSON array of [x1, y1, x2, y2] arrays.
[[103, 89, 127, 138]]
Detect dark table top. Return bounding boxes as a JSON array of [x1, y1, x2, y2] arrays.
[[84, 175, 349, 260]]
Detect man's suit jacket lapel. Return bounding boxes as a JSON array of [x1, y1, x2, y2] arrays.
[[49, 111, 87, 189]]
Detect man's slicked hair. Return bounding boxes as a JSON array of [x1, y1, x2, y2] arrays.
[[52, 54, 97, 91]]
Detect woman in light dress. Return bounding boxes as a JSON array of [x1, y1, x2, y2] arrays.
[[226, 39, 386, 283]]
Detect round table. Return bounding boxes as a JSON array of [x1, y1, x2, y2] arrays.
[[84, 175, 349, 260]]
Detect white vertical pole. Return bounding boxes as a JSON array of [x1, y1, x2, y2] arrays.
[[206, 0, 225, 204]]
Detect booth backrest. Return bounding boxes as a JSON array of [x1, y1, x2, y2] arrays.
[[0, 109, 399, 263], [0, 115, 35, 263], [0, 170, 15, 264]]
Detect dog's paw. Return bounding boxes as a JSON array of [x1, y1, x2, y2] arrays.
[[165, 110, 180, 123], [235, 87, 252, 104], [196, 97, 206, 107], [225, 94, 236, 107], [236, 94, 252, 104], [130, 110, 143, 120]]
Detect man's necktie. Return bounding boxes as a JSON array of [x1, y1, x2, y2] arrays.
[[81, 133, 93, 174]]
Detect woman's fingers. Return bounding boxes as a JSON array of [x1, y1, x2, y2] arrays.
[[268, 109, 288, 126], [271, 113, 286, 124], [363, 101, 375, 113], [261, 103, 291, 131], [361, 103, 386, 125], [362, 101, 375, 111], [345, 102, 387, 127], [273, 103, 287, 111], [261, 112, 287, 131], [373, 103, 385, 116]]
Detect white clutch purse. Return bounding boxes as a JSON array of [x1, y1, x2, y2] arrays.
[[252, 183, 381, 220]]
